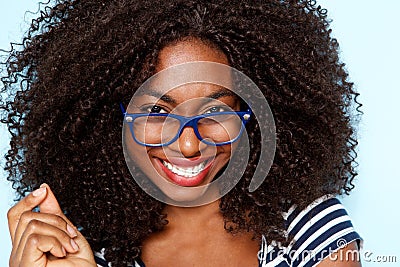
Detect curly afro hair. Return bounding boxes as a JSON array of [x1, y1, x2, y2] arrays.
[[1, 0, 361, 265]]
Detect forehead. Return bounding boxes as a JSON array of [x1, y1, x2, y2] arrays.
[[129, 39, 236, 108], [143, 37, 234, 102], [156, 38, 229, 71]]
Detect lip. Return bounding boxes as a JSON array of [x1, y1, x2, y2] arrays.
[[155, 157, 214, 187], [165, 156, 214, 167]]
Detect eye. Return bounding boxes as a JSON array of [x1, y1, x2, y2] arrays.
[[204, 106, 229, 114], [142, 105, 168, 114]]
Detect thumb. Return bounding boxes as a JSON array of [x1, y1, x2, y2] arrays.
[[37, 184, 95, 261], [38, 186, 95, 261], [38, 183, 64, 216], [38, 184, 77, 230]]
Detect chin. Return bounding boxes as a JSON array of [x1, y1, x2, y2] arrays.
[[161, 184, 211, 203]]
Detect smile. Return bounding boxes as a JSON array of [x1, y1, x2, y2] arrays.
[[156, 157, 214, 187], [162, 160, 208, 178]]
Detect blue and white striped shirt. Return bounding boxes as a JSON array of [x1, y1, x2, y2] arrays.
[[95, 195, 361, 267]]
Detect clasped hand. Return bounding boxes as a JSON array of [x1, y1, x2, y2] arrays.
[[7, 184, 97, 267]]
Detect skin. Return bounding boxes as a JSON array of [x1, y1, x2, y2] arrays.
[[125, 38, 240, 203], [7, 184, 96, 267], [6, 38, 361, 266]]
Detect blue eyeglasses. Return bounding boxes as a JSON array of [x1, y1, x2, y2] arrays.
[[121, 104, 251, 147]]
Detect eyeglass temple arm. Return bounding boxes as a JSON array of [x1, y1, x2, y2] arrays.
[[119, 103, 126, 115]]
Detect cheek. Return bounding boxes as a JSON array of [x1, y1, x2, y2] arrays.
[[124, 128, 151, 168], [224, 141, 237, 155], [217, 138, 242, 167], [214, 143, 235, 166]]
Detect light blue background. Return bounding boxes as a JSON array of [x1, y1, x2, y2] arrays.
[[1, 1, 399, 266]]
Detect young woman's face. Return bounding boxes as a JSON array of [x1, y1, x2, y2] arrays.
[[125, 39, 241, 202]]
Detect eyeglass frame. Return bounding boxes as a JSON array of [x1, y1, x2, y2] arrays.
[[120, 103, 252, 147]]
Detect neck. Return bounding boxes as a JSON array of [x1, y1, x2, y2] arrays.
[[163, 200, 222, 229]]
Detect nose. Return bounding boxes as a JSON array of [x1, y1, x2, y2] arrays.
[[169, 126, 206, 158]]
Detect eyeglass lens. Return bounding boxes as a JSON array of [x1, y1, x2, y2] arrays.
[[132, 113, 243, 146]]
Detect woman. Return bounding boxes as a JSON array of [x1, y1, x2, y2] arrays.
[[1, 0, 362, 266]]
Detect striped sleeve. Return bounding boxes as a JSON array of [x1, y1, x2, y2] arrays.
[[94, 249, 110, 267], [284, 195, 362, 267], [94, 249, 144, 267]]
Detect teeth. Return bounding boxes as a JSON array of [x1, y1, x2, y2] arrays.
[[162, 160, 207, 178]]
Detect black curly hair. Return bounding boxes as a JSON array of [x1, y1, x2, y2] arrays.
[[0, 0, 361, 266]]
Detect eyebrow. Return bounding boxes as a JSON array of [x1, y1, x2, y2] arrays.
[[206, 89, 236, 100], [143, 87, 236, 104], [144, 90, 177, 104]]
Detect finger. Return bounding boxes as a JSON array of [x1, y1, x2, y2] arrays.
[[38, 184, 75, 226], [7, 185, 48, 244], [13, 220, 79, 264], [37, 184, 63, 216], [38, 184, 81, 240], [17, 234, 66, 267], [36, 184, 90, 256], [13, 211, 78, 254]]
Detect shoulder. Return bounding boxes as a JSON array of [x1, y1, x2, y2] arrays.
[[260, 195, 362, 267]]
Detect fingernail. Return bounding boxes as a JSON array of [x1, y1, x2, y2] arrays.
[[70, 238, 79, 251], [32, 186, 47, 197], [67, 224, 78, 237]]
